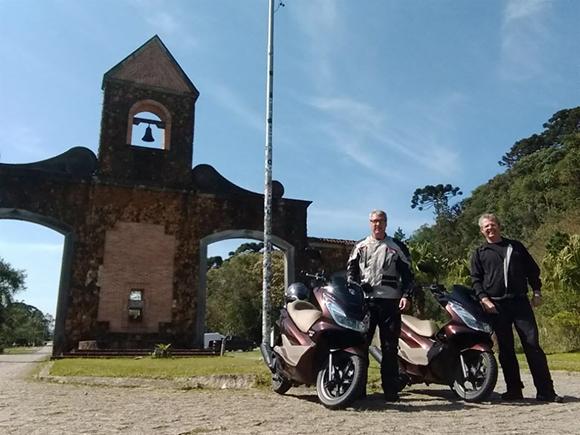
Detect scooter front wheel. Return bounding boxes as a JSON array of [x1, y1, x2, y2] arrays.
[[451, 350, 498, 402], [316, 351, 365, 409]]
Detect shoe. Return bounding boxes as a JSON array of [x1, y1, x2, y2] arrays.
[[384, 392, 400, 402], [536, 394, 563, 403], [501, 391, 524, 400]]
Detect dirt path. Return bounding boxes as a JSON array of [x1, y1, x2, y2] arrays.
[[1, 348, 579, 434]]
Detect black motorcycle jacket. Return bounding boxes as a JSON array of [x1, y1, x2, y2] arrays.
[[347, 236, 413, 299], [470, 238, 541, 301]]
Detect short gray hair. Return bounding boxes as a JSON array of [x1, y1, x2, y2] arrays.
[[369, 210, 387, 220], [478, 213, 500, 228]]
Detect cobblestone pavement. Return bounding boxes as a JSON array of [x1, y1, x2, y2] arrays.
[[1, 346, 578, 434]]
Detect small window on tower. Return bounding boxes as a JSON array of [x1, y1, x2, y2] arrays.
[[128, 289, 144, 321]]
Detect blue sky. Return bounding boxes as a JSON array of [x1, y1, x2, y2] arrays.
[[1, 0, 579, 316]]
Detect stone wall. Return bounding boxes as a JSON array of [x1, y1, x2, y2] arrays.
[[0, 36, 345, 355]]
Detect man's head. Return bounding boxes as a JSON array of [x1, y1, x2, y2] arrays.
[[478, 213, 502, 243], [369, 209, 387, 240]]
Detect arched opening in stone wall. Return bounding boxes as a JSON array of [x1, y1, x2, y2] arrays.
[[0, 209, 72, 356], [126, 99, 172, 150], [198, 230, 295, 347]]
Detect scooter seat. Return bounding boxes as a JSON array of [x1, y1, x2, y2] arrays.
[[401, 314, 438, 337], [287, 300, 322, 333]]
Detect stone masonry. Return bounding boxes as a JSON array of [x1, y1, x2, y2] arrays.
[[0, 36, 350, 355]]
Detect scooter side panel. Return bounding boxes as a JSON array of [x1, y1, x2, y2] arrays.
[[275, 342, 319, 385], [398, 324, 446, 384]]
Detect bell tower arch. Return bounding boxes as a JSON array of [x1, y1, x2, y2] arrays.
[[97, 35, 199, 188]]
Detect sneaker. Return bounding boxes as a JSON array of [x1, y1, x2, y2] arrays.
[[501, 391, 524, 400], [536, 394, 563, 403], [384, 392, 400, 402]]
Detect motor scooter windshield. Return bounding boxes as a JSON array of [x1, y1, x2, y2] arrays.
[[323, 276, 366, 321], [449, 285, 493, 325]]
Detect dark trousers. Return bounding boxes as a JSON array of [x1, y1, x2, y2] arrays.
[[494, 297, 555, 396], [366, 298, 401, 394]]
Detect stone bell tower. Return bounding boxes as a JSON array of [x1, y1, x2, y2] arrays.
[[98, 35, 199, 188]]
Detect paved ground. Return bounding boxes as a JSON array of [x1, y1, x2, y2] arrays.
[[1, 346, 579, 434]]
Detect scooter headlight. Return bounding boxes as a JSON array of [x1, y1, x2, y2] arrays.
[[449, 301, 493, 333], [325, 300, 369, 333]]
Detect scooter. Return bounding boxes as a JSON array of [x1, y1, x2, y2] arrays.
[[370, 281, 498, 402], [260, 273, 370, 409]]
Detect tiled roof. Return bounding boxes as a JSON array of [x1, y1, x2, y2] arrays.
[[308, 237, 356, 246]]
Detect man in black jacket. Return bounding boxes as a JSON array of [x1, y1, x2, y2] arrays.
[[470, 213, 561, 402]]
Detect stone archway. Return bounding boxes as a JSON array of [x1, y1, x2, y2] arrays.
[[0, 208, 73, 357], [197, 230, 295, 345]]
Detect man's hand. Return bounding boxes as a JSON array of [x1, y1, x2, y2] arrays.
[[480, 297, 498, 314], [399, 297, 410, 312], [532, 293, 542, 308]]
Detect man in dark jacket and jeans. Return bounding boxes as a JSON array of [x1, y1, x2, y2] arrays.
[[470, 213, 562, 402]]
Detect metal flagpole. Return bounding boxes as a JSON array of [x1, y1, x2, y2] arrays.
[[262, 0, 275, 346]]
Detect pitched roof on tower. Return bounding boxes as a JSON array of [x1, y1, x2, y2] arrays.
[[102, 35, 199, 98]]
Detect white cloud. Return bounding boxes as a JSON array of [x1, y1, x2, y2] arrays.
[[504, 0, 549, 22], [308, 205, 430, 240], [291, 0, 342, 91], [128, 0, 200, 49], [146, 11, 179, 34], [499, 0, 554, 81], [206, 82, 263, 133], [0, 241, 63, 254], [305, 93, 463, 179], [0, 125, 47, 163]]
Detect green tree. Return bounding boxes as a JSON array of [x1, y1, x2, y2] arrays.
[[0, 257, 26, 306], [411, 184, 462, 219], [499, 107, 580, 167], [0, 258, 26, 343], [393, 227, 406, 241], [1, 302, 50, 346], [227, 242, 263, 258], [205, 249, 284, 343], [207, 256, 223, 270], [537, 234, 580, 352]]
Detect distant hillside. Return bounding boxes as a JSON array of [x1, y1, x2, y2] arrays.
[[407, 108, 580, 352], [412, 106, 580, 259]]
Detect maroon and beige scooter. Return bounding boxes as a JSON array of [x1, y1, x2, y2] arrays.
[[370, 282, 498, 401], [261, 274, 370, 409]]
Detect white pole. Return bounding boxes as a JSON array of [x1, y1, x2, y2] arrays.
[[262, 0, 275, 346]]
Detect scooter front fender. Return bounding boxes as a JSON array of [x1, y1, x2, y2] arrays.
[[339, 345, 367, 359], [465, 342, 493, 353]]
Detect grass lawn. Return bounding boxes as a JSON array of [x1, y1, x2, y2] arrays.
[[48, 350, 579, 387], [517, 352, 580, 372], [3, 346, 42, 354], [50, 350, 271, 379]]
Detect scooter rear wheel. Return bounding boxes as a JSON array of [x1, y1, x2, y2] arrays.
[[451, 350, 498, 402], [316, 351, 365, 409]]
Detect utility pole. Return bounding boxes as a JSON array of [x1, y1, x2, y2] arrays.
[[262, 0, 275, 346]]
